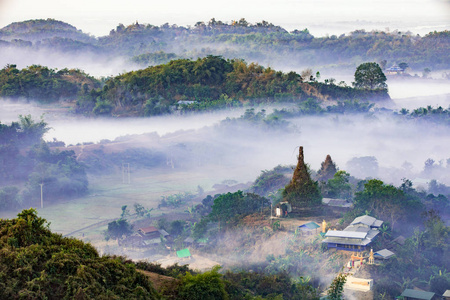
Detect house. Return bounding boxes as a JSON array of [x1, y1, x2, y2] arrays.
[[184, 237, 194, 245], [322, 215, 382, 252], [386, 64, 404, 75], [177, 100, 197, 105], [298, 222, 320, 235], [322, 198, 352, 208], [400, 289, 437, 300], [388, 235, 406, 250], [443, 290, 450, 300], [374, 249, 395, 260], [138, 226, 161, 239]]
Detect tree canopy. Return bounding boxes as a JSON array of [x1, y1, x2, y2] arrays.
[[0, 209, 160, 299], [353, 62, 387, 90]]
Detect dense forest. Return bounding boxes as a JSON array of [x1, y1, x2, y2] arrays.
[[0, 18, 449, 70]]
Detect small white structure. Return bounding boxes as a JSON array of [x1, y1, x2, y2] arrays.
[[344, 276, 373, 292]]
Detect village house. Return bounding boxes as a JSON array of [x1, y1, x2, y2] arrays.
[[385, 64, 404, 75], [322, 215, 383, 252], [400, 289, 438, 300], [121, 226, 170, 248]]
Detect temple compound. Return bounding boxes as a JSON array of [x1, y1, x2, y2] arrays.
[[322, 215, 383, 252]]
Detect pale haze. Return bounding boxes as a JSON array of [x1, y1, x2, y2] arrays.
[[0, 0, 449, 36]]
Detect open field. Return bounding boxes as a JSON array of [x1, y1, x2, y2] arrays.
[[0, 164, 256, 254]]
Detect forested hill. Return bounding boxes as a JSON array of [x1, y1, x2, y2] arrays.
[[0, 18, 449, 70], [0, 19, 96, 44], [76, 56, 389, 116]]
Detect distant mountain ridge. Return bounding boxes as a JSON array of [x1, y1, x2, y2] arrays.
[[0, 18, 449, 70]]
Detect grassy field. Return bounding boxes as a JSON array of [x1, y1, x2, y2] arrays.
[[0, 164, 257, 254]]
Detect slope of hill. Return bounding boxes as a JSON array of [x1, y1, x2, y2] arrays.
[[0, 209, 160, 299]]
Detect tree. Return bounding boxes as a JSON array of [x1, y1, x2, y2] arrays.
[[328, 272, 347, 300], [423, 68, 431, 78], [177, 266, 228, 300], [398, 62, 409, 71], [326, 171, 352, 200], [353, 62, 387, 90], [105, 219, 132, 240], [283, 147, 322, 207], [353, 179, 423, 230], [317, 155, 337, 182], [209, 191, 270, 223]]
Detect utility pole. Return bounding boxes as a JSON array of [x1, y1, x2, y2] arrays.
[[127, 163, 130, 184], [40, 183, 44, 209], [122, 163, 130, 184]]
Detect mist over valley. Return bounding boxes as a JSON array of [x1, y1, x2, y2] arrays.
[[0, 9, 449, 300]]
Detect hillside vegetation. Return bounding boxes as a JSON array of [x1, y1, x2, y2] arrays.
[[77, 56, 389, 116], [0, 19, 448, 70]]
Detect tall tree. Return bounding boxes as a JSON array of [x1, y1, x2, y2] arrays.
[[353, 62, 387, 90], [283, 147, 322, 207], [317, 154, 337, 182]]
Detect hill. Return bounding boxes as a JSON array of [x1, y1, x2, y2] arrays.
[[76, 56, 390, 116], [0, 18, 96, 44], [0, 19, 448, 70], [0, 208, 160, 299]]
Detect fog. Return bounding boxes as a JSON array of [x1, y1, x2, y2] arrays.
[[1, 0, 448, 37], [0, 48, 138, 77], [1, 96, 448, 187]]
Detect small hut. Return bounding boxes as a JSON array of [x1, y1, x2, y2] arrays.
[[297, 222, 320, 235]]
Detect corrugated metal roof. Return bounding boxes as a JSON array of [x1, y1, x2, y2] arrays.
[[373, 220, 383, 227], [366, 229, 380, 240], [325, 230, 367, 239], [400, 289, 435, 300], [139, 226, 159, 234], [177, 248, 191, 258], [351, 215, 377, 226], [299, 222, 320, 230], [374, 249, 395, 259], [344, 225, 370, 233], [159, 229, 170, 237]]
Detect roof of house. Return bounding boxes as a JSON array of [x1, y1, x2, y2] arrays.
[[299, 222, 320, 230], [322, 198, 352, 207], [391, 235, 406, 245], [323, 215, 382, 247], [184, 237, 194, 243], [177, 100, 197, 105], [351, 215, 383, 228], [138, 226, 159, 234], [443, 290, 450, 297], [176, 248, 191, 258], [374, 249, 395, 259], [325, 230, 367, 239], [159, 229, 170, 237], [400, 289, 435, 300]]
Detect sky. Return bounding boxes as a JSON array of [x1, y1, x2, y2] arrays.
[[0, 0, 449, 37]]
